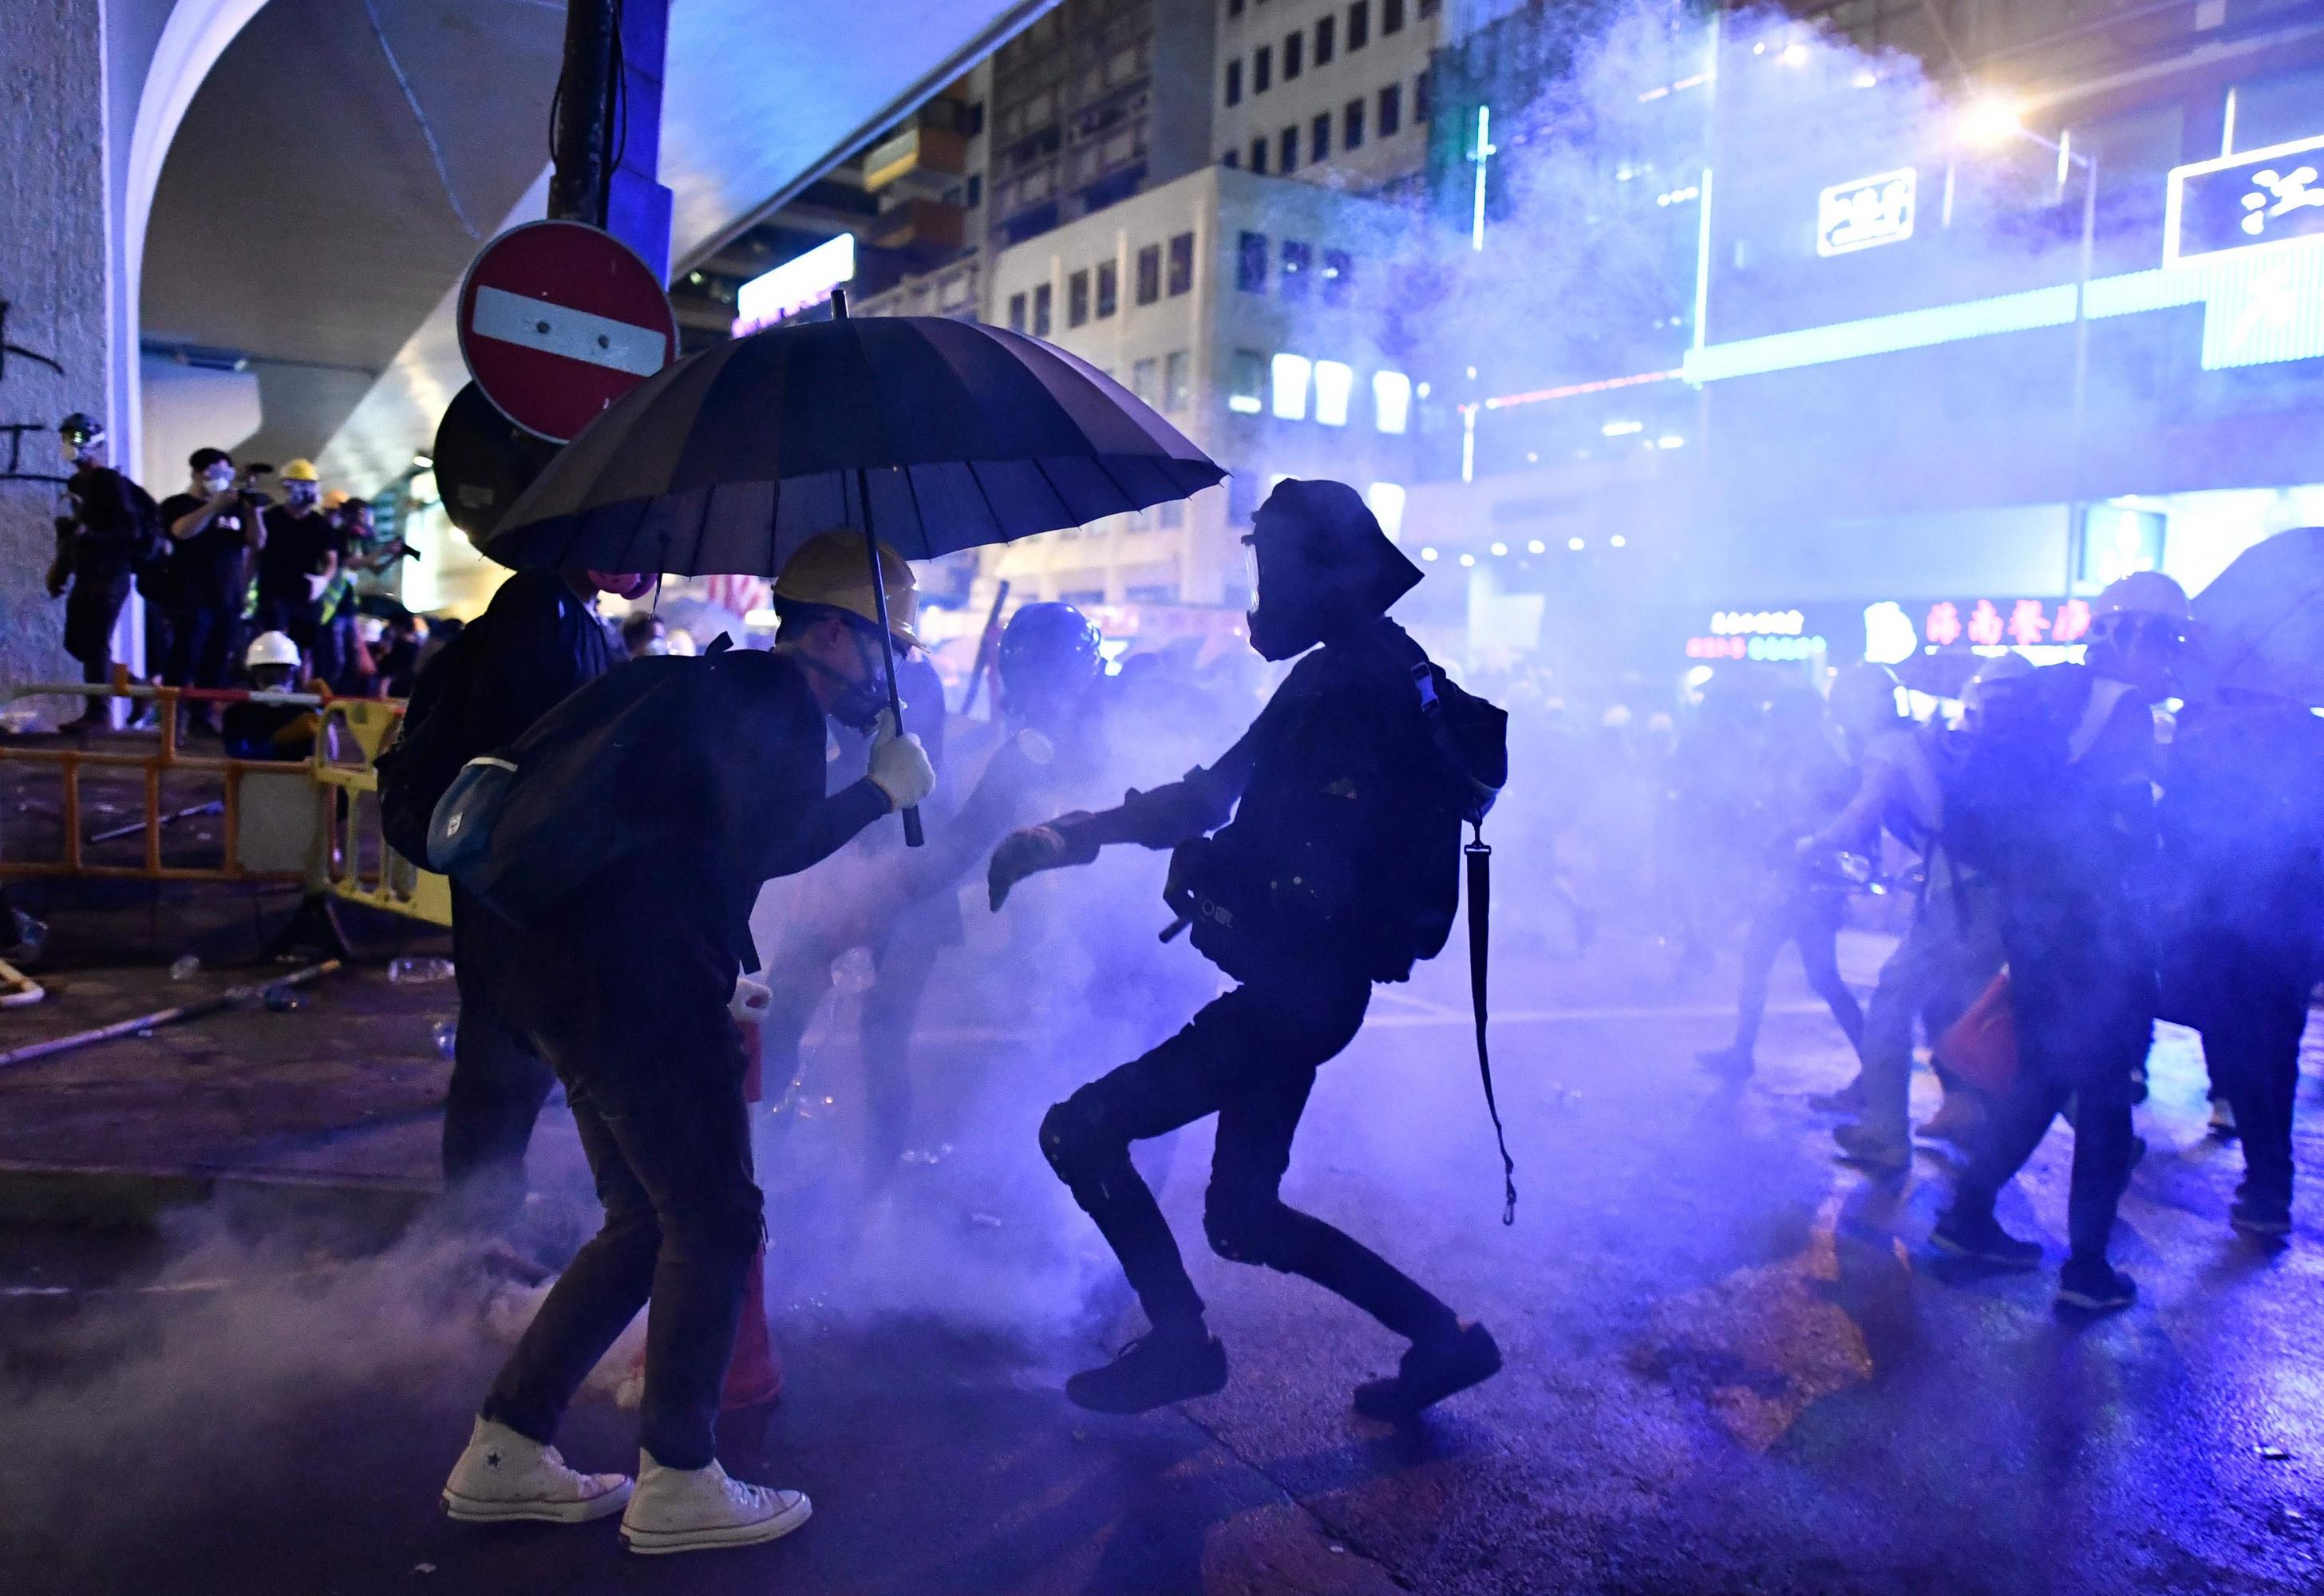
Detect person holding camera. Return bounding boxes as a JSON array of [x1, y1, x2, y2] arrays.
[[155, 448, 264, 735], [254, 459, 341, 666]]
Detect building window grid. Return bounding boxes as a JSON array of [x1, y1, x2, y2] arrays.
[[1032, 282, 1052, 337], [1280, 125, 1298, 172], [1416, 68, 1431, 122], [1136, 243, 1161, 305], [1378, 81, 1401, 137], [1236, 231, 1268, 293], [1348, 1, 1369, 50], [1254, 44, 1271, 93], [1384, 0, 1404, 33], [1096, 259, 1118, 318], [1322, 247, 1353, 306], [1316, 14, 1335, 64], [1285, 30, 1302, 80], [1280, 239, 1312, 302], [1167, 231, 1195, 295], [1068, 269, 1089, 327], [1225, 59, 1241, 106], [1345, 98, 1366, 150], [1311, 113, 1331, 164], [1250, 136, 1268, 173]]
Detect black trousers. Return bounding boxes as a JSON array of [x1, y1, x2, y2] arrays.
[[1041, 969, 1458, 1342], [1953, 955, 2149, 1262], [166, 603, 238, 697], [441, 888, 557, 1231], [482, 1009, 762, 1471], [63, 564, 132, 684], [1726, 887, 1864, 1060], [2185, 929, 2312, 1206]]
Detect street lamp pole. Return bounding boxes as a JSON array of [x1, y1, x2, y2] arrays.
[[2063, 143, 2099, 603]]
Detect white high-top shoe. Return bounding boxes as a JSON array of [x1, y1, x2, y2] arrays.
[[441, 1416, 633, 1524], [619, 1452, 812, 1555]]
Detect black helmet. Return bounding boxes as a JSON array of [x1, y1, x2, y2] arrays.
[[57, 412, 104, 447], [1244, 478, 1421, 661], [999, 602, 1104, 727]]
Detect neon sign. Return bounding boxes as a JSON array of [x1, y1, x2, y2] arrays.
[[2165, 134, 2324, 269], [733, 235, 856, 335], [1709, 609, 1804, 636], [1687, 634, 1827, 662], [1818, 168, 1916, 257], [1923, 598, 2089, 648]]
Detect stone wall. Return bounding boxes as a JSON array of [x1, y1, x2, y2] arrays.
[[0, 0, 115, 694]]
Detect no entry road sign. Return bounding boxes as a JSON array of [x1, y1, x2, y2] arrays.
[[456, 220, 678, 443]]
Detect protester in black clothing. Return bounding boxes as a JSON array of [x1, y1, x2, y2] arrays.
[[438, 567, 630, 1235], [156, 449, 263, 734], [220, 631, 318, 760], [253, 460, 340, 658], [989, 480, 1507, 1420], [1935, 572, 2189, 1315], [2162, 690, 2324, 1238], [45, 413, 146, 729], [442, 535, 935, 1555]]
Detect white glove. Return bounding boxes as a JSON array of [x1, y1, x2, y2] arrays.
[[866, 709, 935, 811]]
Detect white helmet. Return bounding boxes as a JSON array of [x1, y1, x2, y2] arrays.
[[245, 631, 300, 671]]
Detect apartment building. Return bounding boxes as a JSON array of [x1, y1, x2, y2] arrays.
[[980, 162, 1424, 628], [1214, 0, 1443, 195]]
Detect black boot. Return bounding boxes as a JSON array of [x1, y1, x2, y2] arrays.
[[1354, 1321, 1502, 1420], [1065, 1325, 1227, 1414]]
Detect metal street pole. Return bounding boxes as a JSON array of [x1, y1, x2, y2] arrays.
[[550, 0, 619, 226], [2062, 146, 2098, 602]]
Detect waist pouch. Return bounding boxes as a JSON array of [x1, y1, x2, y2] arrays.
[[427, 756, 519, 891]]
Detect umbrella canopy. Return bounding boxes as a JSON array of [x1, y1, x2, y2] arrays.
[[1891, 646, 1985, 700], [480, 314, 1225, 575], [2190, 527, 2324, 704]]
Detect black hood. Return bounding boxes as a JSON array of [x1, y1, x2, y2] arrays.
[[1246, 478, 1423, 662]]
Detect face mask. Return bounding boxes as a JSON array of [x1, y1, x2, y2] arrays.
[[285, 484, 318, 509], [204, 472, 235, 496]]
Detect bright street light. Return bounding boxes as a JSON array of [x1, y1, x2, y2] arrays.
[[1958, 97, 2024, 148]]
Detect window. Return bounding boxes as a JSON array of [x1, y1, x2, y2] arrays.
[[1345, 99, 1366, 150], [1254, 45, 1271, 93], [1415, 68, 1431, 122], [1280, 239, 1311, 301], [1365, 482, 1405, 540], [1322, 247, 1353, 306], [1131, 357, 1160, 405], [1313, 361, 1354, 426], [1032, 282, 1052, 337], [1316, 15, 1335, 63], [1136, 243, 1161, 305], [1311, 113, 1331, 164], [1096, 259, 1118, 318], [966, 172, 982, 207], [1168, 231, 1194, 295], [1229, 348, 1267, 412], [1372, 370, 1412, 433], [1384, 0, 1404, 32], [1164, 351, 1191, 412], [1378, 82, 1401, 136], [1225, 59, 1242, 106], [1227, 0, 1243, 14], [1068, 269, 1090, 327], [1250, 136, 1268, 173], [1279, 126, 1298, 171], [1284, 30, 1302, 80], [1008, 291, 1027, 332], [1236, 231, 1268, 292], [1271, 353, 1312, 420], [1348, 1, 1369, 49], [1222, 148, 1240, 169], [1158, 501, 1185, 531]]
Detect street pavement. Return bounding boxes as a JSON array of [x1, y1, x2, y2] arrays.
[[2, 926, 2322, 1595]]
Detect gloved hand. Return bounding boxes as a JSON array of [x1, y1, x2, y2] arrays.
[[866, 709, 935, 812], [988, 812, 1099, 911]]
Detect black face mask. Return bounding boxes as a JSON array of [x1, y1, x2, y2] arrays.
[[816, 628, 890, 730], [1244, 536, 1330, 662]]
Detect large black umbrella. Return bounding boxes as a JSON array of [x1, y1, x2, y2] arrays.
[[482, 293, 1224, 842], [2190, 527, 2324, 703]]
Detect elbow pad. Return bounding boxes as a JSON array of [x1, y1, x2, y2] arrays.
[[1115, 767, 1235, 849]]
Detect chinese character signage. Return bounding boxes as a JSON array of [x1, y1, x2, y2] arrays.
[[1922, 598, 2089, 649], [1818, 168, 1917, 258], [2165, 134, 2324, 268]]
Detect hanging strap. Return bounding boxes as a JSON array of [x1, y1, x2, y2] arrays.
[[1467, 830, 1516, 1225]]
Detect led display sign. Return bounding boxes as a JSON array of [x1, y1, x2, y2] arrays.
[[2165, 133, 2324, 269], [1817, 168, 1916, 257]]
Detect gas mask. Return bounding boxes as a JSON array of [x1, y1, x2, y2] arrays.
[[203, 468, 235, 497], [825, 627, 892, 730], [284, 481, 319, 511], [1240, 480, 1423, 663], [1243, 531, 1323, 662]]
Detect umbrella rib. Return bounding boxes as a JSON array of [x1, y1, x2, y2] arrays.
[[1026, 453, 1079, 534], [962, 457, 1012, 548]]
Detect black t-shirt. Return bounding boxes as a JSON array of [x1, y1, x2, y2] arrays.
[[157, 493, 259, 610], [256, 507, 342, 602], [65, 464, 144, 574]]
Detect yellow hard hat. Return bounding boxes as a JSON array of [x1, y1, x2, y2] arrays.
[[279, 459, 320, 483], [771, 531, 920, 648]]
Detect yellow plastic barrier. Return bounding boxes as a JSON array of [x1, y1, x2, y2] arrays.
[[313, 699, 452, 928]]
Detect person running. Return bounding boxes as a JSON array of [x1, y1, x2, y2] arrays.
[[990, 480, 1508, 1420], [1933, 573, 2188, 1314]]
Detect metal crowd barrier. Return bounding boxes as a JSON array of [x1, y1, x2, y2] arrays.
[[0, 676, 449, 930]]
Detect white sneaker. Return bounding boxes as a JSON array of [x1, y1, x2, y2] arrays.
[[619, 1452, 812, 1555], [441, 1416, 633, 1524]]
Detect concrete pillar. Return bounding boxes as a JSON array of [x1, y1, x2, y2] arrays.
[[0, 0, 115, 689]]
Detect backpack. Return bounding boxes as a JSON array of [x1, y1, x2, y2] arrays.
[[375, 622, 487, 864]]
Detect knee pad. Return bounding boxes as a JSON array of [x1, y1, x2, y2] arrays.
[[1203, 1191, 1289, 1268], [1038, 1093, 1108, 1180]]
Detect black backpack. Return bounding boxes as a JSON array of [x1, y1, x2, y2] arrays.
[[376, 622, 486, 864]]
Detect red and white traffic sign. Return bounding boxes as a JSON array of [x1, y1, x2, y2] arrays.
[[456, 220, 677, 443]]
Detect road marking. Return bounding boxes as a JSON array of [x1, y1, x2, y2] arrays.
[[469, 285, 666, 375]]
